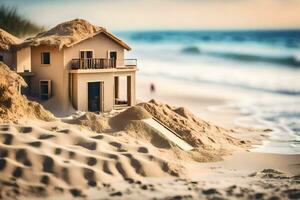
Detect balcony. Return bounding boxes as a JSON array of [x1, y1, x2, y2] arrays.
[[71, 58, 137, 70]]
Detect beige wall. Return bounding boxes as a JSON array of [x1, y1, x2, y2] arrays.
[[72, 72, 114, 112], [0, 47, 31, 72], [0, 50, 14, 69], [30, 45, 69, 115], [64, 33, 125, 68], [71, 69, 136, 112], [16, 47, 31, 72]]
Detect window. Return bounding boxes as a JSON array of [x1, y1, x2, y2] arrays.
[[80, 51, 93, 59], [40, 80, 51, 100], [80, 50, 93, 68], [41, 52, 50, 64], [109, 51, 117, 67], [0, 55, 3, 62], [109, 51, 117, 60]]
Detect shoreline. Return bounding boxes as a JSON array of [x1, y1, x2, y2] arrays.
[[136, 74, 252, 128], [137, 74, 300, 155]]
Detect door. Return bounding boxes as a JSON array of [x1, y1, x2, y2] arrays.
[[109, 51, 117, 67], [88, 82, 102, 112], [80, 51, 93, 68]]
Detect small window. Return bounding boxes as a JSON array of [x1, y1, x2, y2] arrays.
[[0, 55, 3, 62], [80, 51, 93, 59], [41, 52, 50, 64], [40, 80, 51, 100], [109, 51, 117, 59]]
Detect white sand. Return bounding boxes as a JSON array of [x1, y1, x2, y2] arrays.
[[0, 65, 299, 199]]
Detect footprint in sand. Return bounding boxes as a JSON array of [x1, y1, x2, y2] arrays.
[[91, 134, 104, 140], [110, 191, 122, 196], [0, 148, 8, 157], [18, 127, 32, 134], [57, 129, 70, 134], [68, 151, 76, 159], [76, 139, 97, 150], [69, 188, 83, 197], [27, 141, 42, 148], [0, 158, 7, 171], [38, 134, 56, 140], [137, 147, 148, 153], [86, 157, 97, 166], [42, 156, 54, 173], [1, 133, 13, 145], [15, 149, 32, 166], [40, 175, 49, 185], [54, 148, 62, 155], [103, 161, 113, 175], [12, 167, 23, 178]]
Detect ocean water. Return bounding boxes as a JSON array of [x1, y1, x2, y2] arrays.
[[117, 30, 300, 154]]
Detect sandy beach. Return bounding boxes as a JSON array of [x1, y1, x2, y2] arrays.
[[1, 120, 299, 200], [0, 64, 298, 199]]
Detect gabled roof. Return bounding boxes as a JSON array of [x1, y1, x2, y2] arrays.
[[18, 19, 131, 50], [0, 28, 22, 51]]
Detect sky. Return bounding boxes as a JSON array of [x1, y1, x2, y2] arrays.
[[2, 0, 300, 30]]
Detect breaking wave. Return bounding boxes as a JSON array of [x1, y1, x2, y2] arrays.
[[180, 45, 300, 67]]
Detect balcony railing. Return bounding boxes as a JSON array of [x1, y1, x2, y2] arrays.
[[71, 58, 137, 70]]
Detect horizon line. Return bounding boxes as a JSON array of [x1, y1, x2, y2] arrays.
[[111, 27, 300, 32]]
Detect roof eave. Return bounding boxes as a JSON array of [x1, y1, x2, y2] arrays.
[[101, 31, 131, 51]]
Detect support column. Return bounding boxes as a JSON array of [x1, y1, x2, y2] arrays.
[[114, 76, 119, 99], [127, 76, 132, 106]]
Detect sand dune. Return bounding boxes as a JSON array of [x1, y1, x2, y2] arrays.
[[0, 103, 254, 199], [0, 120, 187, 198], [0, 63, 54, 123], [65, 104, 251, 162], [139, 100, 249, 149]]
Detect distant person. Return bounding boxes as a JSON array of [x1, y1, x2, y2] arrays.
[[150, 83, 155, 93]]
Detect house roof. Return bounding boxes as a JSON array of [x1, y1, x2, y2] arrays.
[[0, 28, 22, 51], [18, 19, 131, 50]]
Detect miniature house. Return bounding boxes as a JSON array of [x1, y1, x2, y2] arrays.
[[0, 19, 137, 116]]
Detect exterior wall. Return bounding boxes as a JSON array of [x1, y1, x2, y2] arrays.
[[16, 47, 31, 72], [72, 72, 115, 112], [71, 70, 136, 112], [64, 33, 125, 68], [0, 50, 14, 69], [30, 45, 69, 115]]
